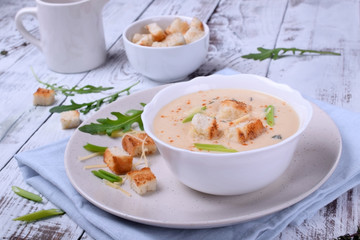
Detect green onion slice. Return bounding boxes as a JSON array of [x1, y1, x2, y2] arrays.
[[92, 170, 122, 183], [265, 105, 275, 127], [13, 209, 65, 222], [83, 143, 107, 153], [182, 106, 207, 123], [194, 143, 238, 153], [12, 186, 42, 202]]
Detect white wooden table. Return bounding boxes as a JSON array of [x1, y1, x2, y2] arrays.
[[1, 0, 359, 239]]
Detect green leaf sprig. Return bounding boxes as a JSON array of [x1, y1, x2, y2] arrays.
[[50, 81, 139, 114], [242, 47, 340, 61], [182, 106, 207, 123], [83, 143, 107, 153], [92, 169, 122, 183], [31, 67, 113, 96], [12, 186, 42, 202], [194, 143, 238, 153], [79, 103, 145, 135], [13, 209, 65, 222], [265, 105, 275, 127]]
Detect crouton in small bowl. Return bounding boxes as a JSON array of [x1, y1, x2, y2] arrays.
[[123, 15, 209, 82], [142, 74, 313, 195]]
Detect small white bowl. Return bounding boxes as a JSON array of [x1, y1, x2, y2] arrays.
[[123, 15, 209, 82], [142, 74, 313, 195]]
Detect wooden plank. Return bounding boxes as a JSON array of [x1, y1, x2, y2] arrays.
[[198, 0, 289, 76], [0, 160, 84, 239], [268, 0, 360, 239], [0, 0, 153, 169], [267, 0, 360, 112], [0, 1, 221, 239]]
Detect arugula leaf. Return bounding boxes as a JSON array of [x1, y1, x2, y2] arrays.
[[79, 105, 145, 136], [242, 47, 340, 61], [31, 67, 113, 96], [194, 143, 238, 153], [50, 81, 139, 114]]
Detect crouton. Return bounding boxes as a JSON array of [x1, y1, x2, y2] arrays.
[[103, 147, 133, 175], [127, 167, 156, 195], [216, 100, 251, 121], [162, 32, 186, 47], [190, 17, 204, 31], [33, 88, 55, 106], [183, 26, 205, 44], [60, 110, 81, 129], [145, 23, 166, 42], [191, 113, 219, 140], [165, 18, 189, 35], [152, 41, 168, 47], [228, 119, 266, 144], [132, 33, 153, 46], [122, 132, 157, 157]]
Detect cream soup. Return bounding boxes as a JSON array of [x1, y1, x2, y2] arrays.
[[153, 89, 299, 152]]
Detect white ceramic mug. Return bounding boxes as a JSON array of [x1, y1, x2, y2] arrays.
[[15, 0, 108, 73]]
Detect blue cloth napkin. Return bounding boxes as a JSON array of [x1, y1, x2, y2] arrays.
[[15, 69, 360, 240]]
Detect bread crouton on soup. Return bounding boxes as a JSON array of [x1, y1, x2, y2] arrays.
[[227, 119, 265, 144], [103, 146, 133, 175], [122, 132, 157, 157], [216, 99, 251, 121], [191, 113, 219, 140], [127, 167, 156, 195], [33, 88, 55, 106], [60, 110, 81, 129], [132, 33, 153, 46], [145, 23, 166, 42], [165, 18, 189, 35]]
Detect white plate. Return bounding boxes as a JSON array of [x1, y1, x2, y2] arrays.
[[65, 85, 342, 229]]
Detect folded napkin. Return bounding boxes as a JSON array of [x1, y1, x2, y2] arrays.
[[15, 69, 360, 240]]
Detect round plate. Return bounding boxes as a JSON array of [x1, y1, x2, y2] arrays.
[[65, 85, 341, 229]]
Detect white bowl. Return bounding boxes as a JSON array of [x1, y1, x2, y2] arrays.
[[142, 74, 313, 196], [123, 15, 209, 82]]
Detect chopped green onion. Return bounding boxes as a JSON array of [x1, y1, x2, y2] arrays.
[[265, 105, 275, 126], [12, 186, 42, 203], [194, 143, 238, 153], [83, 143, 107, 153], [91, 170, 121, 183], [98, 169, 122, 182], [13, 209, 65, 222], [182, 106, 207, 123]]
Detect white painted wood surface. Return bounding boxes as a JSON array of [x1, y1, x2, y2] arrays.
[[0, 0, 359, 239]]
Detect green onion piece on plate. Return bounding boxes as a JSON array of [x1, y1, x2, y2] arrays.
[[12, 186, 42, 203], [13, 209, 65, 222], [194, 143, 238, 153], [91, 170, 121, 183], [265, 105, 275, 127], [83, 143, 107, 153]]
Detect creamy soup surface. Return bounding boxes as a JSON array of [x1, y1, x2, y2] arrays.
[[153, 89, 300, 152]]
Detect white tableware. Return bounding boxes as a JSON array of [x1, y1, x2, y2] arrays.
[[15, 0, 108, 73], [123, 15, 209, 82], [65, 85, 341, 228], [142, 74, 313, 195]]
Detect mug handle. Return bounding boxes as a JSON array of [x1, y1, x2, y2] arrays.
[[15, 7, 42, 51]]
